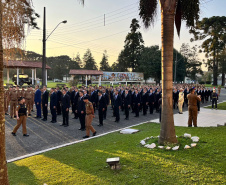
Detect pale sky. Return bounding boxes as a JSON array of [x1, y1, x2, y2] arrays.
[[25, 0, 226, 69]]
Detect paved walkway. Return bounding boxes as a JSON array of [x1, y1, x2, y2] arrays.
[[152, 104, 226, 127], [5, 88, 226, 161]]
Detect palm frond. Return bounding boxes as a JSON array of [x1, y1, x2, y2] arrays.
[[139, 0, 158, 28], [181, 0, 200, 27]]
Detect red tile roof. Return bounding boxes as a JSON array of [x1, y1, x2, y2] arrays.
[[3, 60, 51, 69], [69, 69, 103, 75]]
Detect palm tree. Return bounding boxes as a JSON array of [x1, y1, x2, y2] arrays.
[[139, 0, 200, 144], [79, 0, 200, 144]]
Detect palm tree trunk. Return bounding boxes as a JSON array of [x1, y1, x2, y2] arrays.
[[0, 0, 9, 184], [159, 3, 178, 145]]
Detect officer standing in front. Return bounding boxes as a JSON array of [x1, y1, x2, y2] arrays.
[[83, 96, 96, 138], [12, 97, 29, 137], [187, 88, 201, 127]]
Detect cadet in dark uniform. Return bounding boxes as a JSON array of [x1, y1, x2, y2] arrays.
[[61, 88, 70, 127], [83, 97, 96, 138], [73, 88, 79, 119], [187, 88, 201, 127], [56, 87, 62, 115], [90, 88, 97, 113], [97, 91, 106, 126], [12, 97, 29, 137], [42, 86, 49, 121], [102, 89, 109, 120], [212, 89, 218, 110], [124, 89, 131, 120], [133, 90, 141, 117], [114, 90, 121, 122], [77, 91, 86, 131], [50, 88, 57, 123], [148, 89, 154, 114], [141, 88, 148, 115]]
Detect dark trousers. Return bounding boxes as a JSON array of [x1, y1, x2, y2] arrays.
[[149, 103, 153, 114], [131, 103, 135, 113], [197, 101, 200, 111], [35, 102, 41, 117], [43, 105, 48, 120], [98, 109, 103, 125], [57, 102, 61, 115], [121, 103, 124, 111], [143, 103, 147, 115], [201, 97, 204, 104], [134, 104, 139, 117], [125, 105, 129, 118], [114, 106, 120, 121], [79, 113, 85, 129], [173, 100, 178, 109], [212, 99, 217, 109], [51, 108, 57, 122], [72, 103, 75, 113], [103, 106, 107, 119], [62, 109, 69, 125]]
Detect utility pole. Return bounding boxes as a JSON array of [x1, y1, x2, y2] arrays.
[[174, 51, 177, 83], [42, 7, 46, 86]]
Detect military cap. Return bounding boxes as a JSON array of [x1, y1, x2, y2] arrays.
[[83, 96, 89, 100]]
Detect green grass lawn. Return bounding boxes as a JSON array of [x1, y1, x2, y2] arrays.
[[204, 84, 224, 88], [8, 123, 226, 185], [205, 102, 226, 110]]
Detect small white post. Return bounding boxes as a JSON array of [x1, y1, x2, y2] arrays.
[[7, 68, 9, 83], [17, 68, 19, 85], [45, 69, 47, 86], [32, 69, 34, 85], [99, 75, 101, 86], [34, 68, 37, 81], [85, 75, 88, 86]]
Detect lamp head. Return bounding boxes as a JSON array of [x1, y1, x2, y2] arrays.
[[62, 20, 67, 24]]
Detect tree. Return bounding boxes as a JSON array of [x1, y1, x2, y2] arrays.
[[138, 45, 161, 83], [74, 53, 83, 68], [83, 49, 97, 70], [173, 49, 186, 83], [139, 0, 200, 144], [100, 50, 110, 71], [47, 55, 80, 80], [219, 49, 226, 85], [180, 43, 203, 82], [190, 16, 226, 85], [0, 0, 38, 184], [124, 18, 144, 72]]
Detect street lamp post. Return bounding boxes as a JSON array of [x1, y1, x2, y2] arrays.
[[42, 7, 67, 86]]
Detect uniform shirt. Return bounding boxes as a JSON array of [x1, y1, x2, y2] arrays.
[[85, 101, 94, 115], [16, 104, 27, 116], [187, 94, 200, 107], [9, 90, 18, 101], [25, 90, 33, 99]]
